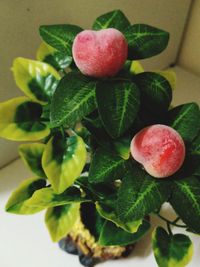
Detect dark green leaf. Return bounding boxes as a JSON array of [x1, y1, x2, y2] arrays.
[[45, 203, 80, 242], [181, 154, 200, 177], [39, 24, 83, 54], [152, 227, 193, 267], [50, 72, 97, 127], [75, 175, 117, 201], [190, 132, 200, 155], [6, 178, 46, 214], [98, 219, 150, 246], [167, 103, 200, 143], [135, 72, 172, 114], [83, 110, 111, 146], [96, 80, 140, 138], [170, 176, 200, 233], [88, 147, 126, 183], [37, 42, 72, 71], [96, 198, 143, 233], [190, 136, 200, 175], [83, 112, 131, 159], [124, 24, 169, 59], [117, 164, 171, 222], [92, 10, 130, 31], [80, 203, 105, 241]]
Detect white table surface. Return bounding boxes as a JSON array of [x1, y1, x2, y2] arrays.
[[0, 159, 199, 267]]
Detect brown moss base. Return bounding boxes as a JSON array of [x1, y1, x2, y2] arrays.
[[58, 219, 134, 267]]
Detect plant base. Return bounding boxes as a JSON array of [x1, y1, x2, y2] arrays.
[[58, 219, 135, 267]]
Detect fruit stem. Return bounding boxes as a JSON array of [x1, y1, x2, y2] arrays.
[[156, 214, 187, 228]]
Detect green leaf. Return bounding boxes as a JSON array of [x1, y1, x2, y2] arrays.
[[167, 103, 200, 143], [0, 97, 50, 141], [39, 24, 83, 54], [50, 72, 97, 127], [117, 165, 171, 222], [170, 176, 200, 233], [135, 72, 172, 114], [124, 24, 169, 59], [6, 177, 46, 214], [83, 111, 111, 146], [42, 132, 87, 193], [45, 203, 80, 242], [19, 143, 46, 178], [83, 112, 131, 159], [37, 42, 72, 70], [181, 153, 200, 177], [113, 135, 131, 160], [98, 219, 150, 246], [88, 147, 126, 184], [152, 227, 193, 267], [92, 9, 130, 31], [96, 200, 142, 233], [12, 57, 60, 105], [96, 80, 140, 138], [189, 133, 200, 176], [24, 186, 89, 210], [75, 175, 118, 201], [190, 132, 200, 155]]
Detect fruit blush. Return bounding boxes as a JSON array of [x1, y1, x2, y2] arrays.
[[72, 28, 128, 78], [130, 124, 185, 178]]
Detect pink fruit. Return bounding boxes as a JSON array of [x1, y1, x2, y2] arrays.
[[72, 28, 128, 78], [130, 124, 185, 178]]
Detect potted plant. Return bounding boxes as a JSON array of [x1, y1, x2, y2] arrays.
[[0, 9, 200, 267]]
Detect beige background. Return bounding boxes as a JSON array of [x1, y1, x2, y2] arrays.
[[0, 0, 192, 167], [178, 0, 200, 76]]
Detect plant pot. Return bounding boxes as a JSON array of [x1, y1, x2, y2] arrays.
[[58, 217, 135, 267]]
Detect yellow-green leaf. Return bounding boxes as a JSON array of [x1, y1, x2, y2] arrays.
[[96, 202, 142, 233], [42, 133, 87, 193], [25, 186, 88, 210], [152, 227, 193, 267], [130, 61, 144, 74], [45, 203, 80, 242], [12, 57, 60, 105], [19, 143, 46, 177], [0, 97, 50, 141], [6, 177, 46, 214]]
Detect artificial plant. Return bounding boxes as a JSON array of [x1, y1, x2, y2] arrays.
[[0, 9, 200, 267]]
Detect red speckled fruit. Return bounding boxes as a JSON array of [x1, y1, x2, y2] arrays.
[[72, 28, 128, 78], [130, 124, 185, 178]]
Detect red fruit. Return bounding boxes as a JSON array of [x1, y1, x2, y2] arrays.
[[72, 28, 128, 78], [130, 124, 185, 178]]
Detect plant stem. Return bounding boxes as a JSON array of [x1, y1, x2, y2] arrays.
[[167, 221, 173, 236], [173, 216, 180, 224], [60, 127, 66, 138], [61, 69, 67, 75], [156, 214, 187, 228]]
